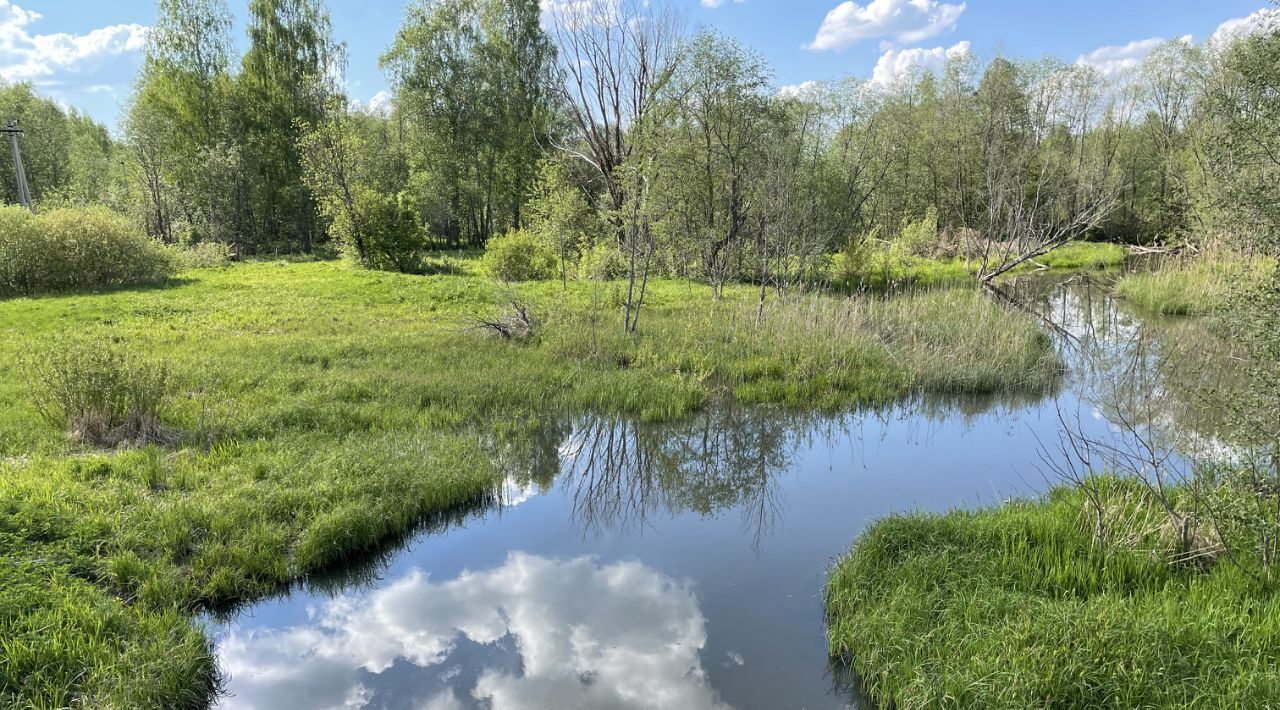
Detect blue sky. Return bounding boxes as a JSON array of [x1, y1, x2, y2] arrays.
[[3, 0, 1273, 131]]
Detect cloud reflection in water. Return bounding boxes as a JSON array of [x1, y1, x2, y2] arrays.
[[217, 553, 731, 710]]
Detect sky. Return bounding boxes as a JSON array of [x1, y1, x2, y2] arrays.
[[2, 0, 1275, 131]]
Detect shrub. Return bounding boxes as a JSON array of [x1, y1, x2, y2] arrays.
[[482, 228, 557, 282], [25, 336, 175, 447], [172, 241, 233, 269], [892, 207, 939, 258], [0, 205, 175, 296], [578, 242, 629, 281], [333, 190, 429, 274]]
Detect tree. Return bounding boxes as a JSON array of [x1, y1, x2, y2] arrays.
[[126, 0, 236, 243], [546, 0, 681, 235], [1202, 24, 1280, 251], [971, 59, 1120, 282], [383, 0, 555, 246], [238, 0, 340, 253], [657, 31, 773, 295]]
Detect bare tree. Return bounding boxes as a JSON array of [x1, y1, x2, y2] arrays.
[[974, 60, 1122, 282], [545, 0, 681, 224]]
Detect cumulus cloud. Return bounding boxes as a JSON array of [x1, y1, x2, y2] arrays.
[[778, 80, 822, 99], [0, 1, 148, 83], [217, 553, 730, 710], [1074, 34, 1192, 77], [808, 0, 965, 52], [367, 90, 393, 115], [1211, 8, 1280, 48], [1075, 37, 1165, 77], [869, 40, 970, 88]]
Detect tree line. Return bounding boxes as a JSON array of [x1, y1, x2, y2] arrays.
[[2, 0, 1276, 287]]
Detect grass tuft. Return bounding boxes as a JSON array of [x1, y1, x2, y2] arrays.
[[24, 336, 175, 447]]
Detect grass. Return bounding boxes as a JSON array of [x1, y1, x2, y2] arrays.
[[0, 256, 1063, 707], [833, 241, 1129, 291], [1115, 256, 1273, 315], [825, 479, 1280, 709]]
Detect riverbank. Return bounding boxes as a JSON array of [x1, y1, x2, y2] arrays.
[[824, 479, 1280, 708], [833, 241, 1129, 291], [1114, 254, 1273, 315], [0, 257, 1061, 707]]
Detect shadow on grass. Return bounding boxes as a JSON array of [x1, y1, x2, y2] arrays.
[[0, 276, 201, 302]]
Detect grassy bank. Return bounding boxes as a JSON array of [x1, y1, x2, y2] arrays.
[[0, 257, 1061, 707], [1115, 256, 1273, 315], [825, 480, 1280, 709], [834, 241, 1129, 291]]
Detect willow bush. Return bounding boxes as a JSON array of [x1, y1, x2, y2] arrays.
[[0, 205, 175, 297]]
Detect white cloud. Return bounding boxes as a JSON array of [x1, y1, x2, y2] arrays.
[[1075, 37, 1164, 77], [367, 89, 393, 115], [869, 40, 970, 88], [216, 553, 731, 710], [701, 0, 745, 8], [1211, 8, 1280, 49], [1075, 34, 1191, 77], [778, 80, 822, 99], [808, 0, 965, 52], [0, 1, 148, 83]]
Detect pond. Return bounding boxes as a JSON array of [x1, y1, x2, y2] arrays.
[[209, 275, 1228, 710]]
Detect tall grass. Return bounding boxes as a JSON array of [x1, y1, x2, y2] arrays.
[[1115, 255, 1272, 315], [25, 336, 173, 446], [825, 480, 1280, 709]]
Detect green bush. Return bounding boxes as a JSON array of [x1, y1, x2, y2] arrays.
[[892, 207, 939, 258], [171, 241, 232, 269], [482, 228, 558, 281], [0, 205, 175, 296], [25, 336, 174, 447], [578, 242, 629, 280], [329, 189, 429, 274]]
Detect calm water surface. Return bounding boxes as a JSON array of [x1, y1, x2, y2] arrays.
[[210, 276, 1221, 709]]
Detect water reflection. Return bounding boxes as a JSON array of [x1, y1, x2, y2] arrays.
[[215, 275, 1251, 710], [217, 553, 730, 710]]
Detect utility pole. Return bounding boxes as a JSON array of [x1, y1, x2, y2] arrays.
[[2, 120, 34, 212]]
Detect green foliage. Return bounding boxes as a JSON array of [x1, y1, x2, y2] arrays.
[[892, 207, 939, 258], [1204, 27, 1280, 251], [24, 336, 172, 447], [382, 0, 555, 246], [826, 480, 1280, 709], [171, 241, 232, 269], [0, 205, 176, 296], [527, 159, 600, 278], [238, 0, 337, 252], [578, 242, 630, 281], [482, 229, 558, 281], [335, 189, 428, 273]]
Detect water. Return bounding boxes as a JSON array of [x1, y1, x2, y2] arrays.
[[210, 276, 1223, 710]]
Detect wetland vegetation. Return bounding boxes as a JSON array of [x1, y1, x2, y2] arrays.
[[1, 0, 1278, 708]]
